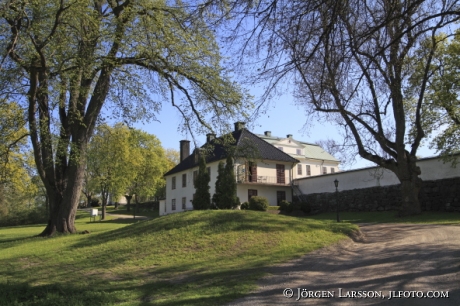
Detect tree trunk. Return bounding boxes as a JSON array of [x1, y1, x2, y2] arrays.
[[396, 157, 423, 217], [101, 191, 108, 220], [399, 177, 422, 217], [39, 162, 85, 236], [125, 195, 133, 212]]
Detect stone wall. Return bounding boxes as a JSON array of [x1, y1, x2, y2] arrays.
[[305, 177, 460, 213]]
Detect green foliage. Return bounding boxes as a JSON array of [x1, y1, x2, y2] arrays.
[[193, 155, 211, 210], [248, 196, 269, 211], [279, 200, 293, 213], [407, 31, 460, 165], [298, 201, 311, 214], [90, 198, 100, 207], [86, 123, 170, 216], [213, 156, 239, 209], [240, 201, 249, 210], [212, 161, 225, 208], [0, 0, 252, 234]]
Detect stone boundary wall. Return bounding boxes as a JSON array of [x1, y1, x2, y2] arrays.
[[306, 177, 460, 213], [294, 156, 460, 195]]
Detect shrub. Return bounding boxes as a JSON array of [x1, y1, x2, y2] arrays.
[[90, 198, 100, 207], [240, 202, 249, 210], [299, 201, 311, 214], [279, 200, 293, 213], [248, 196, 269, 211]]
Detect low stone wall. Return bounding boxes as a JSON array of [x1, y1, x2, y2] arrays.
[[306, 177, 460, 213]]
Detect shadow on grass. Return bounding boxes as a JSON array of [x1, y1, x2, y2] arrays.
[[0, 282, 118, 306]]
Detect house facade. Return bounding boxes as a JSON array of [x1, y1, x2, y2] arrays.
[[257, 132, 340, 178], [161, 123, 299, 215]]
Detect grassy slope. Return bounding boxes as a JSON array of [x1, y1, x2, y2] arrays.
[[0, 210, 356, 306]]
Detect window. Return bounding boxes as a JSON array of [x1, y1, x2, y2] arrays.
[[278, 146, 284, 151], [322, 167, 327, 175], [306, 165, 311, 176], [331, 167, 335, 173], [276, 164, 285, 184], [182, 197, 186, 209], [172, 199, 176, 210], [296, 149, 302, 155], [248, 189, 258, 200], [247, 161, 257, 182], [172, 176, 176, 189], [182, 173, 187, 187], [297, 164, 302, 175], [277, 191, 286, 205]]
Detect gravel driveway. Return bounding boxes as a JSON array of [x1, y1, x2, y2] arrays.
[[228, 223, 460, 305]]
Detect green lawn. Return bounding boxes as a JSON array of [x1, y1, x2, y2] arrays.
[[2, 210, 458, 305], [0, 210, 356, 306]]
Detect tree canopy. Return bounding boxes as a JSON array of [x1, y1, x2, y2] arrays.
[[224, 0, 460, 216], [0, 0, 250, 235], [407, 31, 460, 165]]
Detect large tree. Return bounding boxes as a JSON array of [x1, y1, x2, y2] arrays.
[[227, 0, 460, 216], [407, 31, 460, 165], [0, 0, 249, 235], [124, 128, 170, 206], [86, 123, 132, 220]]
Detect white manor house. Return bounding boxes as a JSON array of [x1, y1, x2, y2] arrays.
[[161, 122, 339, 215]]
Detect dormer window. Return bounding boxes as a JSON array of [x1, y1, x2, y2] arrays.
[[296, 149, 302, 155]]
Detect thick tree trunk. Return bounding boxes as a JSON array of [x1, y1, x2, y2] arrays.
[[396, 157, 423, 217], [125, 195, 132, 212], [39, 162, 85, 236], [399, 177, 422, 216]]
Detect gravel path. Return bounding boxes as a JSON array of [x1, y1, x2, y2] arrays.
[[227, 223, 460, 306]]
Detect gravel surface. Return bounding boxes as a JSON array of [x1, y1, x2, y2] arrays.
[[227, 223, 460, 306]]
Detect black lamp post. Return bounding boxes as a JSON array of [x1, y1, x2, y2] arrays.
[[334, 179, 340, 222]]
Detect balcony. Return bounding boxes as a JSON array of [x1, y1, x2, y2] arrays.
[[236, 174, 290, 186]]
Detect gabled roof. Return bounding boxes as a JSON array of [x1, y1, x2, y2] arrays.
[[257, 134, 340, 162], [164, 129, 299, 176]]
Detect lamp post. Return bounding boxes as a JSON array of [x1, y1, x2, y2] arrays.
[[334, 179, 340, 222]]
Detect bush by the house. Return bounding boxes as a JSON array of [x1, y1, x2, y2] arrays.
[[299, 201, 311, 214], [240, 201, 249, 210], [248, 196, 269, 211], [278, 200, 293, 213]]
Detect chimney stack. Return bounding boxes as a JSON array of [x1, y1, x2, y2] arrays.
[[234, 121, 246, 131], [206, 133, 216, 143], [264, 131, 271, 137], [179, 140, 190, 162]]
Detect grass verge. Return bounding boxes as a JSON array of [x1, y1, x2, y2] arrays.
[[309, 210, 460, 224], [0, 210, 356, 306]]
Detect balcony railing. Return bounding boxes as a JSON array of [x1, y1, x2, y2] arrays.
[[236, 174, 290, 185]]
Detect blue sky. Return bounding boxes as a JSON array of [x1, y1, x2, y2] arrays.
[[132, 88, 437, 171]]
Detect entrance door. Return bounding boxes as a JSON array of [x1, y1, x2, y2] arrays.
[[276, 164, 285, 184]]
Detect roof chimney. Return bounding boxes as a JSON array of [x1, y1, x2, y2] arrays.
[[287, 134, 293, 139], [206, 133, 216, 143], [264, 131, 271, 137], [179, 140, 190, 162], [234, 121, 246, 131]]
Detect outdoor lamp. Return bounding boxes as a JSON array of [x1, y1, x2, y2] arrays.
[[334, 179, 340, 222]]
